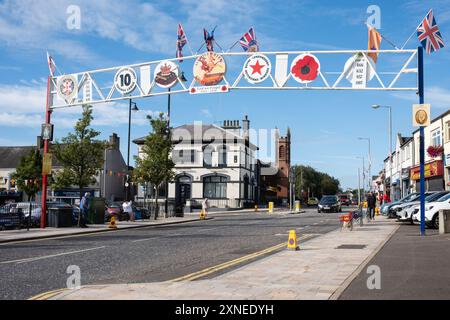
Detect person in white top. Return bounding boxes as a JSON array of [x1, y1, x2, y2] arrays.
[[123, 200, 134, 221], [202, 198, 209, 216]]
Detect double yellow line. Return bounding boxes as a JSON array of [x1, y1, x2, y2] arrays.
[[28, 288, 68, 300], [171, 234, 314, 282]]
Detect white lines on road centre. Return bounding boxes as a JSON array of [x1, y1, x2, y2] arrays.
[[1, 246, 107, 265]]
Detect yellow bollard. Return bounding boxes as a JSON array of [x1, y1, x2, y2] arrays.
[[200, 210, 206, 220], [287, 230, 300, 251], [268, 202, 274, 213], [109, 216, 118, 229], [375, 207, 380, 216], [254, 205, 258, 212], [295, 201, 301, 213], [363, 201, 368, 209]]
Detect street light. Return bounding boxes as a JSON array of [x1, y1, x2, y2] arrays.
[[127, 99, 139, 201], [358, 137, 371, 191], [372, 104, 393, 201], [356, 156, 366, 198]]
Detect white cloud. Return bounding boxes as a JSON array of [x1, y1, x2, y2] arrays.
[[392, 86, 450, 108], [0, 82, 160, 129]]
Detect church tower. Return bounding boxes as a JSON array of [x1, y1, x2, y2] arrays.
[[276, 128, 291, 203]]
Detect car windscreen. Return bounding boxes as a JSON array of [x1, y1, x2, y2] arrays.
[[426, 192, 449, 202], [320, 197, 337, 204], [437, 193, 450, 202], [400, 193, 419, 202]]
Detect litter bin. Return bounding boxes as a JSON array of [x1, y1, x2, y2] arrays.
[[47, 206, 73, 228], [175, 203, 185, 217], [88, 198, 106, 224]]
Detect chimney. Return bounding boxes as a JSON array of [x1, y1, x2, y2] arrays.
[[109, 133, 120, 150], [243, 115, 250, 142]]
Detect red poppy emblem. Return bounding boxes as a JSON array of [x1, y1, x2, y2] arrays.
[[291, 54, 321, 84]]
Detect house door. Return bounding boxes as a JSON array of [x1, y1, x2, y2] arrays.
[[176, 176, 192, 205]]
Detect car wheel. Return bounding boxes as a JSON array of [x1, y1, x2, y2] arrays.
[[432, 213, 439, 229]]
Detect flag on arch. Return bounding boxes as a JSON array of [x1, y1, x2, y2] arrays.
[[46, 51, 56, 76], [239, 27, 259, 52], [203, 27, 216, 52], [417, 9, 445, 54], [367, 26, 382, 63], [176, 23, 187, 62]]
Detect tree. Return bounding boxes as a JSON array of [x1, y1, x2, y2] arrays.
[[52, 105, 107, 207], [12, 149, 42, 201], [133, 113, 175, 220], [292, 165, 341, 200]]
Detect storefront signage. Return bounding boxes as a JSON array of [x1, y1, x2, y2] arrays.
[[410, 160, 444, 180]]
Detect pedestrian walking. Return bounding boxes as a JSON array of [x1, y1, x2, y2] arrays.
[[79, 192, 90, 228], [202, 198, 209, 217], [367, 192, 376, 221]]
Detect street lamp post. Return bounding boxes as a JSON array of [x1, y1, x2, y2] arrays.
[[373, 104, 393, 201], [358, 137, 372, 191], [127, 99, 139, 201]]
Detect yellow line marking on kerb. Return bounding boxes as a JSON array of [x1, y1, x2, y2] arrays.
[[171, 234, 314, 282], [28, 288, 69, 300]]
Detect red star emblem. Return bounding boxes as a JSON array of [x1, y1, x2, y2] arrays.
[[250, 60, 265, 75]]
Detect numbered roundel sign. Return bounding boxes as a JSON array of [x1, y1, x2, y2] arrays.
[[114, 67, 137, 95], [290, 54, 321, 84]]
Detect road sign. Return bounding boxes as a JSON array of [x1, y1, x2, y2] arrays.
[[114, 67, 137, 95], [42, 153, 52, 175], [413, 104, 431, 127]]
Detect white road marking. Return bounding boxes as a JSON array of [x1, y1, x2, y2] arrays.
[[132, 227, 221, 243], [1, 246, 106, 265]]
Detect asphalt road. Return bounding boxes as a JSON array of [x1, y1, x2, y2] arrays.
[[0, 208, 348, 300]]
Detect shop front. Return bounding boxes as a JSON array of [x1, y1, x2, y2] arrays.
[[410, 160, 445, 193], [401, 168, 411, 198]]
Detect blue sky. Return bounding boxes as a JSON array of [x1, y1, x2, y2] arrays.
[[1, 0, 450, 189]]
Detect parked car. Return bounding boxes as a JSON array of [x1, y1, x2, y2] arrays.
[[389, 192, 434, 219], [0, 201, 76, 228], [338, 194, 351, 206], [318, 195, 342, 213], [307, 197, 319, 206], [412, 192, 450, 229], [396, 191, 449, 223], [105, 201, 127, 222], [381, 193, 419, 218]]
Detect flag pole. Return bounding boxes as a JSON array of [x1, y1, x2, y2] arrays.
[[365, 23, 399, 50], [227, 40, 240, 52]]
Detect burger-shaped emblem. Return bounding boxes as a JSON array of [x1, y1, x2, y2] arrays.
[[291, 54, 321, 84], [193, 52, 226, 86], [154, 61, 179, 88]]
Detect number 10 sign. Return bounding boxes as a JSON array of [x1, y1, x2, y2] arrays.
[[114, 67, 137, 95]]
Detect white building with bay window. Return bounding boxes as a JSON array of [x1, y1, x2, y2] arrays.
[[133, 116, 259, 210]]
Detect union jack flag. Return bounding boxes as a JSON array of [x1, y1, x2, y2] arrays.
[[417, 10, 445, 54], [176, 23, 187, 61], [239, 27, 258, 52]]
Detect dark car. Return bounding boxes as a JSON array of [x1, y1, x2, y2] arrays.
[[318, 195, 342, 213]]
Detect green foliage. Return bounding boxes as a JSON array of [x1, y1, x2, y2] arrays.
[[292, 165, 341, 200], [133, 113, 175, 197], [52, 105, 107, 197], [12, 149, 42, 200]]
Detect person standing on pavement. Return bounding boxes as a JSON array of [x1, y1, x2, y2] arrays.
[[367, 192, 376, 221], [122, 200, 133, 222], [202, 198, 209, 217], [79, 192, 90, 228]]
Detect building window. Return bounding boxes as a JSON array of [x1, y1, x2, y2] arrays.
[[203, 175, 228, 199], [218, 145, 227, 167], [175, 149, 196, 164], [234, 155, 238, 164], [203, 147, 213, 167], [446, 122, 450, 142], [431, 129, 441, 147]]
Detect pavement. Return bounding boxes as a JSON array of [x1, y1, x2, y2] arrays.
[[46, 215, 400, 300], [339, 223, 450, 300]]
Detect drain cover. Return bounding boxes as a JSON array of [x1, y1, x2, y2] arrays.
[[336, 244, 367, 249]]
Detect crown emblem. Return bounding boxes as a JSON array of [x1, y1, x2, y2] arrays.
[[160, 63, 172, 75]]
